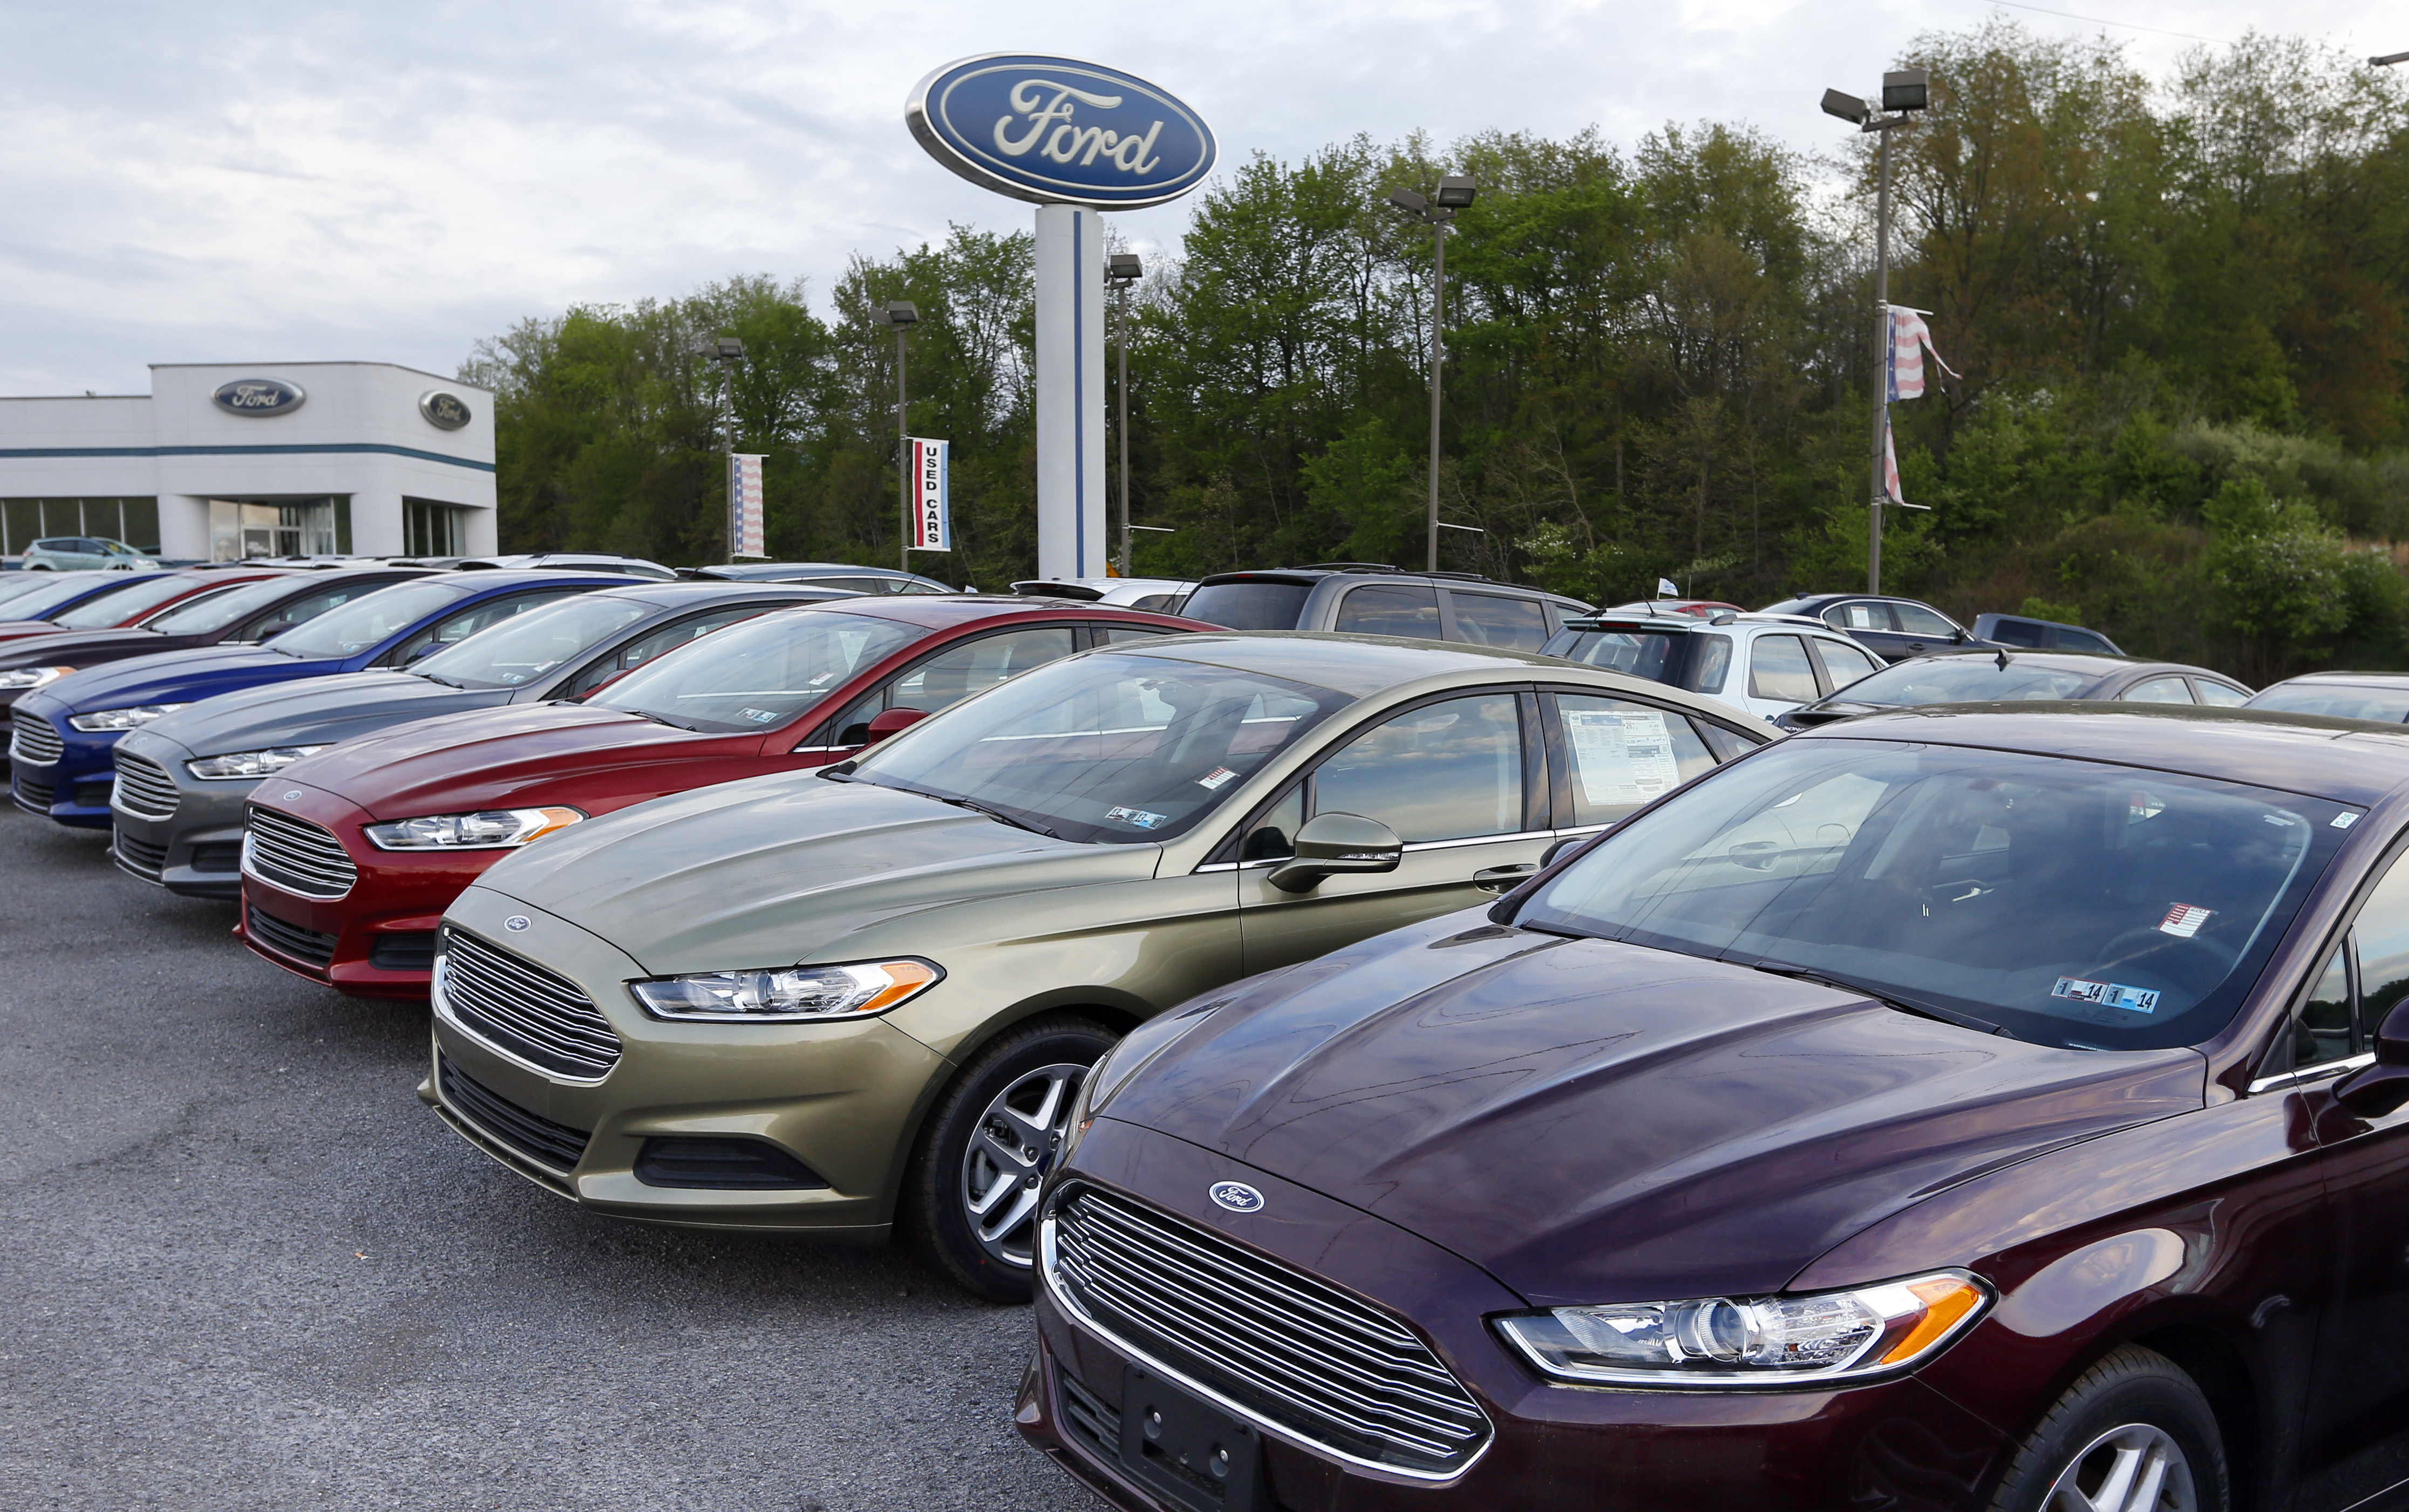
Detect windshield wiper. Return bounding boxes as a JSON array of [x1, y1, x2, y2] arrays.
[[936, 793, 1060, 839], [413, 670, 462, 687], [1751, 960, 2012, 1039], [630, 709, 698, 731]]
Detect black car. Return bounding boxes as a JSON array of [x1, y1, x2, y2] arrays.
[[1180, 566, 1590, 652], [1760, 592, 1989, 662], [2247, 673, 2409, 724], [1972, 611, 2122, 655], [1773, 649, 2252, 730]]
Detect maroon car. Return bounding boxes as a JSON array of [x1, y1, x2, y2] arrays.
[[236, 595, 1207, 997], [1022, 705, 2409, 1512]]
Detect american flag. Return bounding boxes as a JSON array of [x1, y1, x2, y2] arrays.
[[1887, 309, 1958, 402], [1883, 408, 1904, 503]]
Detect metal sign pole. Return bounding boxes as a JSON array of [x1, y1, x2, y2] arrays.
[[896, 327, 910, 571], [1867, 121, 1893, 596]]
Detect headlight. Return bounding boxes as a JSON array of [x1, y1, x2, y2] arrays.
[[186, 746, 328, 780], [628, 959, 941, 1021], [1495, 1271, 1990, 1389], [0, 666, 73, 691], [69, 703, 189, 732], [364, 806, 584, 850]]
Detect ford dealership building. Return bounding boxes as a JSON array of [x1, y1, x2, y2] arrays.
[[0, 362, 496, 563]]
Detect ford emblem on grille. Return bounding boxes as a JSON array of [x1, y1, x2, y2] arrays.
[[504, 915, 532, 932], [1208, 1181, 1264, 1213]]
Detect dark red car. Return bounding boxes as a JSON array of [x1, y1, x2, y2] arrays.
[[1022, 705, 2409, 1512], [236, 595, 1208, 998]]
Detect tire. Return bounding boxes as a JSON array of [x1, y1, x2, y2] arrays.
[[1989, 1345, 2228, 1512], [906, 1014, 1117, 1303]]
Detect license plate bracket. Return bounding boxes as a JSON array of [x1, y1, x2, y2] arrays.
[[1118, 1363, 1263, 1512]]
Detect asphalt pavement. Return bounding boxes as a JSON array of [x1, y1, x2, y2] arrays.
[[0, 812, 1098, 1512]]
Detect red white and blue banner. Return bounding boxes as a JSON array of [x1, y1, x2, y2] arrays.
[[908, 437, 950, 551], [1886, 307, 1958, 403], [728, 453, 766, 557]]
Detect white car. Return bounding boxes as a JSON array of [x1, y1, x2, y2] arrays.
[[19, 536, 165, 571], [1542, 608, 1884, 725], [1010, 575, 1195, 614]]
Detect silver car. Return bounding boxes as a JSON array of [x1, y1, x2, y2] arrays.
[[19, 536, 164, 571]]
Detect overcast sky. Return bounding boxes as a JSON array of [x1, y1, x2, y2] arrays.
[[1, 0, 2399, 397]]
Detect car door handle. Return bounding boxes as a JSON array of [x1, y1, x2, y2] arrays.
[[1472, 863, 1540, 894]]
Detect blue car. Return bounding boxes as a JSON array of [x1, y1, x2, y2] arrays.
[[9, 569, 631, 828]]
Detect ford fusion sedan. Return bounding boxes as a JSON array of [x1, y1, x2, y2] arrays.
[[411, 634, 1768, 1299], [233, 596, 1207, 998], [1019, 704, 2409, 1512], [0, 567, 270, 648], [8, 569, 623, 827], [0, 571, 192, 652], [111, 580, 848, 898], [1773, 648, 2250, 730]]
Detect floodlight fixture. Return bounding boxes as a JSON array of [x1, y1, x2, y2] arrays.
[[712, 336, 746, 362], [1882, 69, 1930, 112], [1388, 186, 1429, 214], [1821, 88, 1872, 125], [1434, 175, 1478, 210], [1108, 253, 1144, 281], [878, 300, 920, 327]]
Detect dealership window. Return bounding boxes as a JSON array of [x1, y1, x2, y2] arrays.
[[406, 501, 468, 557], [1, 498, 161, 556], [206, 498, 349, 561]]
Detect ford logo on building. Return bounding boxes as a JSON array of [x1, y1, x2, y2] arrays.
[[211, 377, 305, 417], [418, 390, 472, 431], [908, 54, 1215, 209]]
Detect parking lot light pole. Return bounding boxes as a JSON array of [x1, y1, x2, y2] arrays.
[[1390, 175, 1478, 573], [2372, 50, 2409, 65], [868, 302, 919, 570], [1823, 70, 1928, 595], [1107, 254, 1144, 576], [698, 336, 746, 563]]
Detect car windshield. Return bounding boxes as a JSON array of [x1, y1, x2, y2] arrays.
[[1181, 581, 1312, 631], [4, 574, 124, 618], [849, 649, 1353, 844], [145, 575, 304, 635], [1828, 656, 2101, 707], [268, 581, 466, 658], [2249, 683, 2409, 723], [49, 573, 206, 629], [412, 594, 652, 690], [0, 575, 66, 609], [589, 609, 921, 732], [1549, 628, 1684, 682], [1514, 738, 2352, 1050]]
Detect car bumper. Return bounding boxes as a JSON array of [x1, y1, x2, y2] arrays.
[[8, 718, 118, 829], [108, 731, 249, 896], [1019, 1119, 2015, 1512], [418, 883, 950, 1236]]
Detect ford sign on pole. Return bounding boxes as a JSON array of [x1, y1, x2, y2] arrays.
[[908, 56, 1213, 581], [907, 55, 1215, 208]]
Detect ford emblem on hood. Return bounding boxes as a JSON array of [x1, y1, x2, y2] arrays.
[[504, 915, 531, 932], [1208, 1181, 1263, 1214]]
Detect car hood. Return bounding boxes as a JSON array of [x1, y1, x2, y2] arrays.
[[25, 643, 328, 714], [0, 626, 206, 671], [1104, 921, 2204, 1305], [469, 773, 1154, 976], [137, 671, 509, 760]]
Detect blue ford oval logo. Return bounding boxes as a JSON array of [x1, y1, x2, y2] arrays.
[[418, 390, 472, 431], [908, 55, 1215, 209], [1208, 1181, 1263, 1214], [503, 915, 531, 932], [211, 377, 306, 417]]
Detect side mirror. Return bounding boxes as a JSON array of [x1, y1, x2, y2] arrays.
[[1267, 812, 1403, 894], [1539, 834, 1586, 869], [1951, 629, 1969, 644], [863, 707, 929, 744], [2337, 1000, 2409, 1118], [405, 639, 447, 663]]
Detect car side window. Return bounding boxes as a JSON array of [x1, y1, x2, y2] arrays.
[[2126, 676, 2196, 705], [1448, 591, 1550, 652], [1825, 602, 1893, 632], [384, 588, 584, 666], [1893, 603, 1958, 637], [1747, 635, 1820, 703], [1332, 583, 1441, 638], [1813, 638, 1884, 689], [1094, 624, 1173, 645], [1309, 693, 1525, 843], [1992, 618, 2046, 648], [2284, 945, 2356, 1075], [562, 607, 766, 698], [1240, 785, 1305, 861], [2053, 628, 2113, 653], [2195, 680, 2249, 708], [230, 582, 376, 643], [827, 626, 1078, 746], [2354, 854, 2409, 1047], [1553, 693, 1717, 828], [1691, 634, 1733, 694]]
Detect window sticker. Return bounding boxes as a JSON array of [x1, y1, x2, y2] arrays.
[[1564, 709, 1681, 809], [2334, 812, 2361, 829], [1104, 806, 1167, 830], [739, 707, 779, 724], [2052, 976, 2161, 1014], [2159, 903, 2214, 938], [1196, 766, 1238, 791]]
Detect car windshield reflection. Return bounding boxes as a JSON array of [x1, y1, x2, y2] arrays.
[[587, 610, 920, 732]]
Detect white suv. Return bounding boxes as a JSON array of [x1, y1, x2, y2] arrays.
[[1542, 609, 1883, 725]]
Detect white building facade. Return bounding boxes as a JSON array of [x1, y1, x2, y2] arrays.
[[0, 362, 496, 563]]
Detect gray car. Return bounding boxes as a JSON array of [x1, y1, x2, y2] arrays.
[[19, 536, 164, 571], [110, 580, 846, 896], [1179, 566, 1590, 651]]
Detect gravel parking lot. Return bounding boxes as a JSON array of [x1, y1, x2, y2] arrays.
[[0, 815, 1095, 1512]]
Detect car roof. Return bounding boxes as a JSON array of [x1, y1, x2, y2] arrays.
[[1193, 566, 1571, 596], [418, 568, 636, 591], [1560, 610, 1837, 634], [586, 579, 853, 606], [1878, 648, 2146, 671], [1099, 630, 1648, 699], [1801, 704, 2409, 807], [2259, 672, 2409, 689], [786, 592, 1204, 632]]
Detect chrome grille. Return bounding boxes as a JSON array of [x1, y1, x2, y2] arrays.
[[436, 927, 622, 1081], [1046, 1184, 1491, 1479], [9, 719, 62, 766], [242, 807, 357, 900], [111, 752, 180, 820]]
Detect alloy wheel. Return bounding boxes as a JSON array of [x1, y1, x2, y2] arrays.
[[959, 1061, 1087, 1270], [2043, 1423, 2197, 1512]]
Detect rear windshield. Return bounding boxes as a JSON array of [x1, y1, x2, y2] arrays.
[[1829, 656, 2101, 707], [1548, 628, 1686, 684], [1181, 581, 1312, 631], [269, 581, 466, 658], [4, 574, 132, 619], [2249, 684, 2409, 724], [49, 573, 209, 629], [1515, 738, 2351, 1050], [411, 594, 653, 690], [589, 609, 921, 732], [146, 576, 304, 635]]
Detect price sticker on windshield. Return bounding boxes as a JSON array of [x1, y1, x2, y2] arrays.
[[1196, 767, 1238, 791], [2159, 903, 2213, 938]]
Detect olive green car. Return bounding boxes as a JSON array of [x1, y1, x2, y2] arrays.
[[420, 633, 1770, 1297]]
